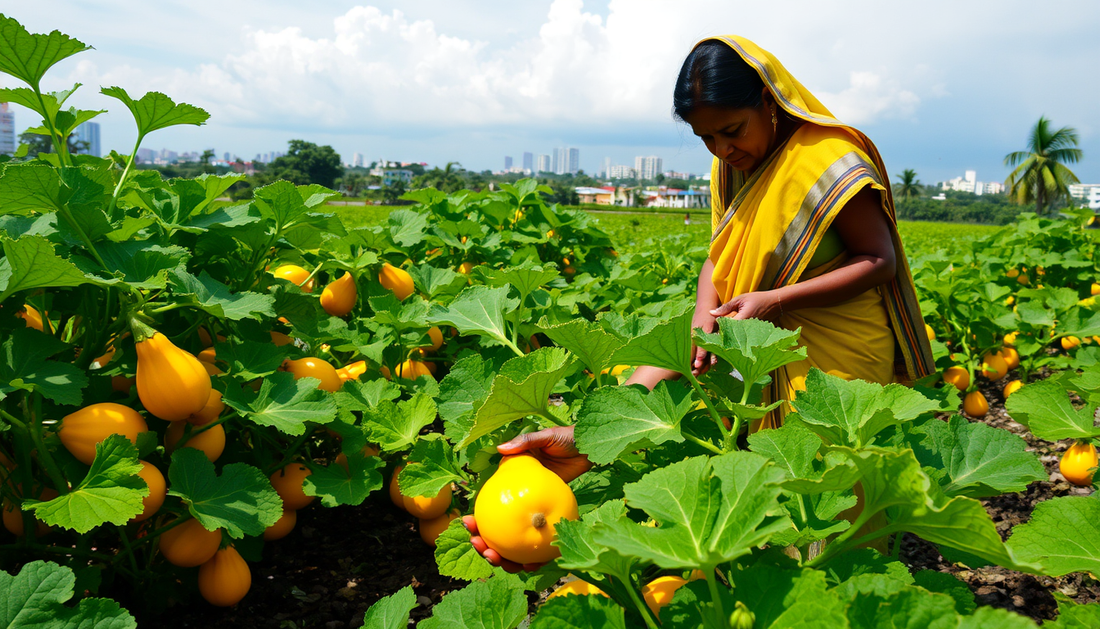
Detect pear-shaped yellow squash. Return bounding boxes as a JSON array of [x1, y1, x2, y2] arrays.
[[60, 403, 149, 465], [134, 324, 211, 421], [320, 272, 357, 317], [378, 263, 414, 300], [198, 546, 252, 607], [474, 454, 578, 565]]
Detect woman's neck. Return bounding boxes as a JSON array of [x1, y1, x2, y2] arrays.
[[749, 114, 802, 177]]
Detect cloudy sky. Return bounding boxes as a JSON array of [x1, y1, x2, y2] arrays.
[[5, 0, 1099, 184]]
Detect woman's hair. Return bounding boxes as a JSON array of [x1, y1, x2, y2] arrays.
[[673, 40, 765, 121]]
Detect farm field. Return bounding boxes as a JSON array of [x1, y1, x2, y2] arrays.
[[4, 15, 1100, 629]]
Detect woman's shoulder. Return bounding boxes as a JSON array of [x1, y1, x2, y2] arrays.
[[791, 123, 867, 154]]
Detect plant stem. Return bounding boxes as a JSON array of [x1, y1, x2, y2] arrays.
[[108, 135, 144, 216], [683, 371, 731, 446], [703, 567, 727, 625], [537, 410, 569, 427], [619, 576, 661, 629], [682, 430, 723, 455], [28, 395, 69, 495], [117, 527, 142, 577]]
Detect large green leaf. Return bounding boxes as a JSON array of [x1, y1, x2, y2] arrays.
[[460, 347, 573, 447], [359, 586, 417, 629], [692, 317, 806, 389], [0, 163, 63, 215], [707, 565, 848, 629], [169, 270, 276, 321], [608, 308, 693, 374], [1006, 496, 1100, 577], [418, 575, 527, 629], [100, 87, 209, 139], [790, 369, 941, 448], [910, 415, 1047, 498], [434, 518, 495, 581], [537, 317, 624, 378], [97, 242, 189, 290], [0, 327, 88, 406], [166, 448, 282, 538], [0, 16, 92, 87], [303, 450, 384, 508], [363, 390, 437, 451], [480, 260, 559, 303], [555, 500, 640, 579], [222, 371, 337, 436], [399, 437, 464, 497], [427, 285, 518, 348], [0, 561, 136, 629], [530, 594, 628, 629], [1004, 379, 1100, 441], [0, 235, 108, 298], [25, 435, 146, 534], [436, 354, 496, 440], [575, 381, 693, 465], [591, 452, 789, 570]]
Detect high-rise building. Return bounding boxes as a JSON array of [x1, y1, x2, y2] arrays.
[[136, 148, 155, 163], [523, 152, 534, 172], [568, 148, 580, 175], [537, 154, 551, 173], [504, 156, 513, 170], [352, 152, 364, 168], [72, 121, 101, 157], [603, 157, 611, 178], [223, 152, 230, 162], [635, 156, 663, 180], [0, 103, 13, 155], [552, 148, 567, 175], [608, 165, 636, 179]]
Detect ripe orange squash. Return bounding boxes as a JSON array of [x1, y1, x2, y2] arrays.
[[132, 461, 166, 523], [963, 391, 989, 417], [473, 454, 578, 564], [418, 508, 461, 547], [378, 263, 414, 300], [395, 359, 433, 381], [980, 353, 1008, 380], [270, 331, 294, 347], [17, 305, 44, 331], [198, 546, 251, 607], [642, 576, 688, 616], [998, 347, 1020, 370], [60, 403, 149, 465], [427, 326, 444, 351], [1061, 336, 1081, 351], [271, 264, 314, 292], [263, 509, 297, 541], [166, 422, 226, 462], [2, 487, 57, 537], [336, 360, 368, 382], [942, 366, 970, 392], [320, 272, 357, 317], [1003, 380, 1024, 398], [188, 390, 225, 426], [283, 357, 342, 392], [159, 518, 222, 567], [390, 465, 452, 518], [270, 463, 315, 510], [1060, 441, 1098, 486], [134, 328, 212, 421], [547, 578, 609, 599]]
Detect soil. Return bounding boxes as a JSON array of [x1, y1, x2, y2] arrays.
[[127, 373, 1098, 627]]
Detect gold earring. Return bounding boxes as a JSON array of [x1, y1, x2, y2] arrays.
[[771, 106, 778, 131]]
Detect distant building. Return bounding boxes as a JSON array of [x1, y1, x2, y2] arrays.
[[552, 148, 568, 175], [1070, 183, 1100, 200], [663, 170, 690, 180], [640, 186, 711, 209], [136, 148, 155, 163], [0, 103, 13, 155], [370, 163, 413, 186], [223, 152, 230, 162], [1089, 188, 1100, 210], [635, 156, 663, 180], [352, 152, 364, 168], [537, 154, 551, 173], [504, 156, 513, 170], [575, 186, 634, 206], [940, 170, 1003, 196], [523, 152, 533, 172], [608, 165, 636, 179], [72, 121, 101, 157], [568, 148, 579, 175]]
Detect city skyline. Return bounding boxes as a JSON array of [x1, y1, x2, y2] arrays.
[[3, 2, 1097, 184]]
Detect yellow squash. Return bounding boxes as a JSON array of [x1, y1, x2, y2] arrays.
[[395, 359, 434, 381], [998, 347, 1020, 370], [188, 390, 225, 426], [378, 263, 414, 300], [198, 546, 251, 607], [1060, 441, 1097, 486], [159, 518, 222, 567], [1062, 336, 1081, 351], [135, 328, 212, 421], [166, 422, 226, 463], [963, 391, 989, 418], [979, 353, 1008, 380], [547, 578, 608, 600], [419, 508, 461, 547], [942, 366, 970, 392], [320, 272, 357, 317], [284, 357, 342, 392], [132, 461, 166, 523], [271, 264, 314, 292], [336, 360, 368, 382], [270, 463, 315, 510], [60, 403, 149, 465], [473, 454, 578, 565], [642, 576, 688, 616], [1003, 380, 1024, 398], [427, 326, 444, 351], [263, 509, 297, 541]]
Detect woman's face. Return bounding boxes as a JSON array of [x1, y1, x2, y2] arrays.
[[683, 90, 777, 172]]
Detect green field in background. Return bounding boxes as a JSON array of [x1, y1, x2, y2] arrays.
[[332, 205, 999, 258]]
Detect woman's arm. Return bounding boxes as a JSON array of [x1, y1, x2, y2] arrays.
[[624, 258, 724, 388], [710, 187, 897, 321]]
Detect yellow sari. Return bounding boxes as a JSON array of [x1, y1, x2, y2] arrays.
[[703, 35, 935, 429]]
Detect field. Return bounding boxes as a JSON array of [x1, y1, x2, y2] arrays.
[[5, 15, 1100, 629]]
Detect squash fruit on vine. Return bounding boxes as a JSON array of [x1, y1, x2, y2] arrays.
[[263, 509, 297, 541], [1060, 441, 1098, 486], [198, 546, 252, 607], [390, 464, 451, 518], [271, 264, 314, 292], [59, 402, 149, 465], [270, 463, 315, 510], [378, 263, 414, 300], [419, 509, 461, 547], [2, 487, 57, 537], [132, 321, 212, 421], [473, 454, 578, 564], [283, 357, 342, 392], [642, 576, 688, 616], [336, 360, 368, 382], [166, 422, 226, 462], [395, 359, 433, 381], [132, 461, 166, 523], [189, 390, 225, 426], [963, 391, 989, 417], [320, 272, 357, 317], [547, 579, 609, 599], [427, 326, 444, 351], [158, 518, 222, 567]]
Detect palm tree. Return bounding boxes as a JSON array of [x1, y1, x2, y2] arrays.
[[894, 169, 921, 201], [1004, 116, 1082, 215]]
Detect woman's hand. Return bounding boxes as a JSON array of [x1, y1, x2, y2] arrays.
[[463, 426, 590, 573], [691, 309, 718, 376], [710, 290, 782, 323]]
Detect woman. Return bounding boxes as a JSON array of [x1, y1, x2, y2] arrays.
[[467, 35, 934, 571]]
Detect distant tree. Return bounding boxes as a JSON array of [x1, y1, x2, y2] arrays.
[[337, 172, 367, 197], [895, 169, 921, 201], [655, 173, 666, 185], [1004, 116, 1082, 215], [415, 161, 464, 192], [18, 130, 87, 156], [665, 178, 690, 190], [266, 139, 344, 188], [381, 180, 407, 204]]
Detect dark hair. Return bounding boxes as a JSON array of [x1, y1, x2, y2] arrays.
[[673, 40, 765, 121]]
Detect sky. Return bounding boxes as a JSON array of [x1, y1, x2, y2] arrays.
[[4, 0, 1099, 185]]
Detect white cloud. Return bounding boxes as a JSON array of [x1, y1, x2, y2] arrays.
[[816, 71, 921, 124]]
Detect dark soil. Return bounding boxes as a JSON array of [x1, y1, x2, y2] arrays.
[[143, 373, 1097, 628]]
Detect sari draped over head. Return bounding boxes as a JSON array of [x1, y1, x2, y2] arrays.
[[702, 35, 935, 430]]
